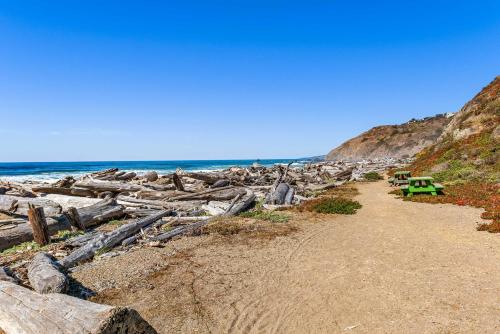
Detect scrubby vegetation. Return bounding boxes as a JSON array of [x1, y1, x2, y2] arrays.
[[299, 197, 362, 215], [401, 76, 499, 232], [363, 171, 383, 181], [239, 210, 289, 223]]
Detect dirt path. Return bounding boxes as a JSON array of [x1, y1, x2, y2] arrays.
[[74, 181, 500, 333]]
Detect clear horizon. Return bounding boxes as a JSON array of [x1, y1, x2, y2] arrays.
[[1, 1, 499, 162]]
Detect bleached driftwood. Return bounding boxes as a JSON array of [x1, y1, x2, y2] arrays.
[[74, 180, 145, 193], [59, 210, 172, 268], [27, 252, 68, 294], [76, 198, 124, 228], [32, 186, 95, 198], [0, 217, 70, 252], [0, 199, 124, 251], [0, 195, 62, 217], [0, 280, 157, 334]]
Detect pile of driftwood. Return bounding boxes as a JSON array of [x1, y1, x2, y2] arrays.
[[0, 159, 410, 253], [0, 159, 409, 333]]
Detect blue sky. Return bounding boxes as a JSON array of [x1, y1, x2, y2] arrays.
[[1, 1, 499, 162]]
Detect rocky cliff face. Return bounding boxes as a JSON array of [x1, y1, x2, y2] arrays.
[[326, 114, 452, 161]]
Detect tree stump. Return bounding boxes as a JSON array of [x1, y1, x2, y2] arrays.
[[172, 173, 185, 191], [27, 204, 50, 246]]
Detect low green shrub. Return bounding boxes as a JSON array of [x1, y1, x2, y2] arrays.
[[308, 197, 362, 215], [363, 172, 383, 181], [239, 210, 289, 223]]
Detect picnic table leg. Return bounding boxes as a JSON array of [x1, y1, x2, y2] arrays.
[[431, 191, 437, 196]]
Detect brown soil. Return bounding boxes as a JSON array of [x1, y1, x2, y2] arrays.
[[72, 181, 500, 333]]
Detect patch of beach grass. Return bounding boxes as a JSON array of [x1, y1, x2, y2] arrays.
[[239, 210, 289, 223], [299, 197, 362, 215], [0, 241, 45, 256]]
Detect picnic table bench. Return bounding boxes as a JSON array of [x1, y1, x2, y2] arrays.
[[389, 171, 411, 186], [401, 176, 444, 197]]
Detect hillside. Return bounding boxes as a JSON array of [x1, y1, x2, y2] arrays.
[[326, 114, 453, 161], [409, 76, 499, 232], [411, 76, 499, 182]]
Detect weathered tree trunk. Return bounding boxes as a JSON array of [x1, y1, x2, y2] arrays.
[[31, 186, 95, 198], [115, 172, 136, 181], [74, 180, 145, 193], [64, 207, 84, 230], [212, 179, 230, 188], [155, 221, 208, 242], [172, 173, 185, 191], [0, 281, 157, 334], [27, 205, 50, 246], [266, 183, 289, 205], [167, 186, 240, 201], [59, 210, 172, 268], [76, 198, 124, 228], [27, 253, 68, 294], [183, 172, 226, 184], [284, 187, 295, 205], [0, 199, 124, 251], [0, 195, 62, 217], [0, 217, 70, 252], [224, 189, 255, 216]]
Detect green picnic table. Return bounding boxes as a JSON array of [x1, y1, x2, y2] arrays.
[[388, 171, 411, 186], [400, 176, 444, 197]]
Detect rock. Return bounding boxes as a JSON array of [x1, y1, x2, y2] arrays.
[[144, 171, 159, 182]]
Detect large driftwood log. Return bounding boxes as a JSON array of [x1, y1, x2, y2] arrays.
[[59, 210, 172, 268], [27, 204, 50, 246], [31, 186, 95, 198], [0, 195, 62, 217], [117, 195, 205, 211], [183, 172, 226, 184], [167, 186, 241, 201], [266, 183, 290, 205], [0, 199, 124, 251], [76, 198, 124, 228], [74, 180, 145, 193], [0, 182, 36, 198], [0, 281, 157, 334], [224, 189, 256, 216], [27, 252, 68, 294], [0, 217, 70, 251]]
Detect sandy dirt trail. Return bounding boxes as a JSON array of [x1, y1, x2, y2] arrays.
[[76, 181, 500, 333]]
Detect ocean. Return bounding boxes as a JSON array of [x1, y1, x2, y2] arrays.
[[0, 159, 303, 182]]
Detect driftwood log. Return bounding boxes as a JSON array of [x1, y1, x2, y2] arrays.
[[0, 281, 157, 334], [31, 186, 95, 198], [74, 180, 145, 193], [172, 173, 184, 191], [183, 172, 226, 184], [0, 195, 62, 217], [0, 267, 17, 284], [76, 198, 124, 228], [27, 204, 50, 246], [0, 199, 124, 251], [224, 189, 256, 216], [27, 252, 68, 294], [59, 210, 172, 268]]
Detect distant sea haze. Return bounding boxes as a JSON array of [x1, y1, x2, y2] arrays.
[[0, 159, 301, 182]]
